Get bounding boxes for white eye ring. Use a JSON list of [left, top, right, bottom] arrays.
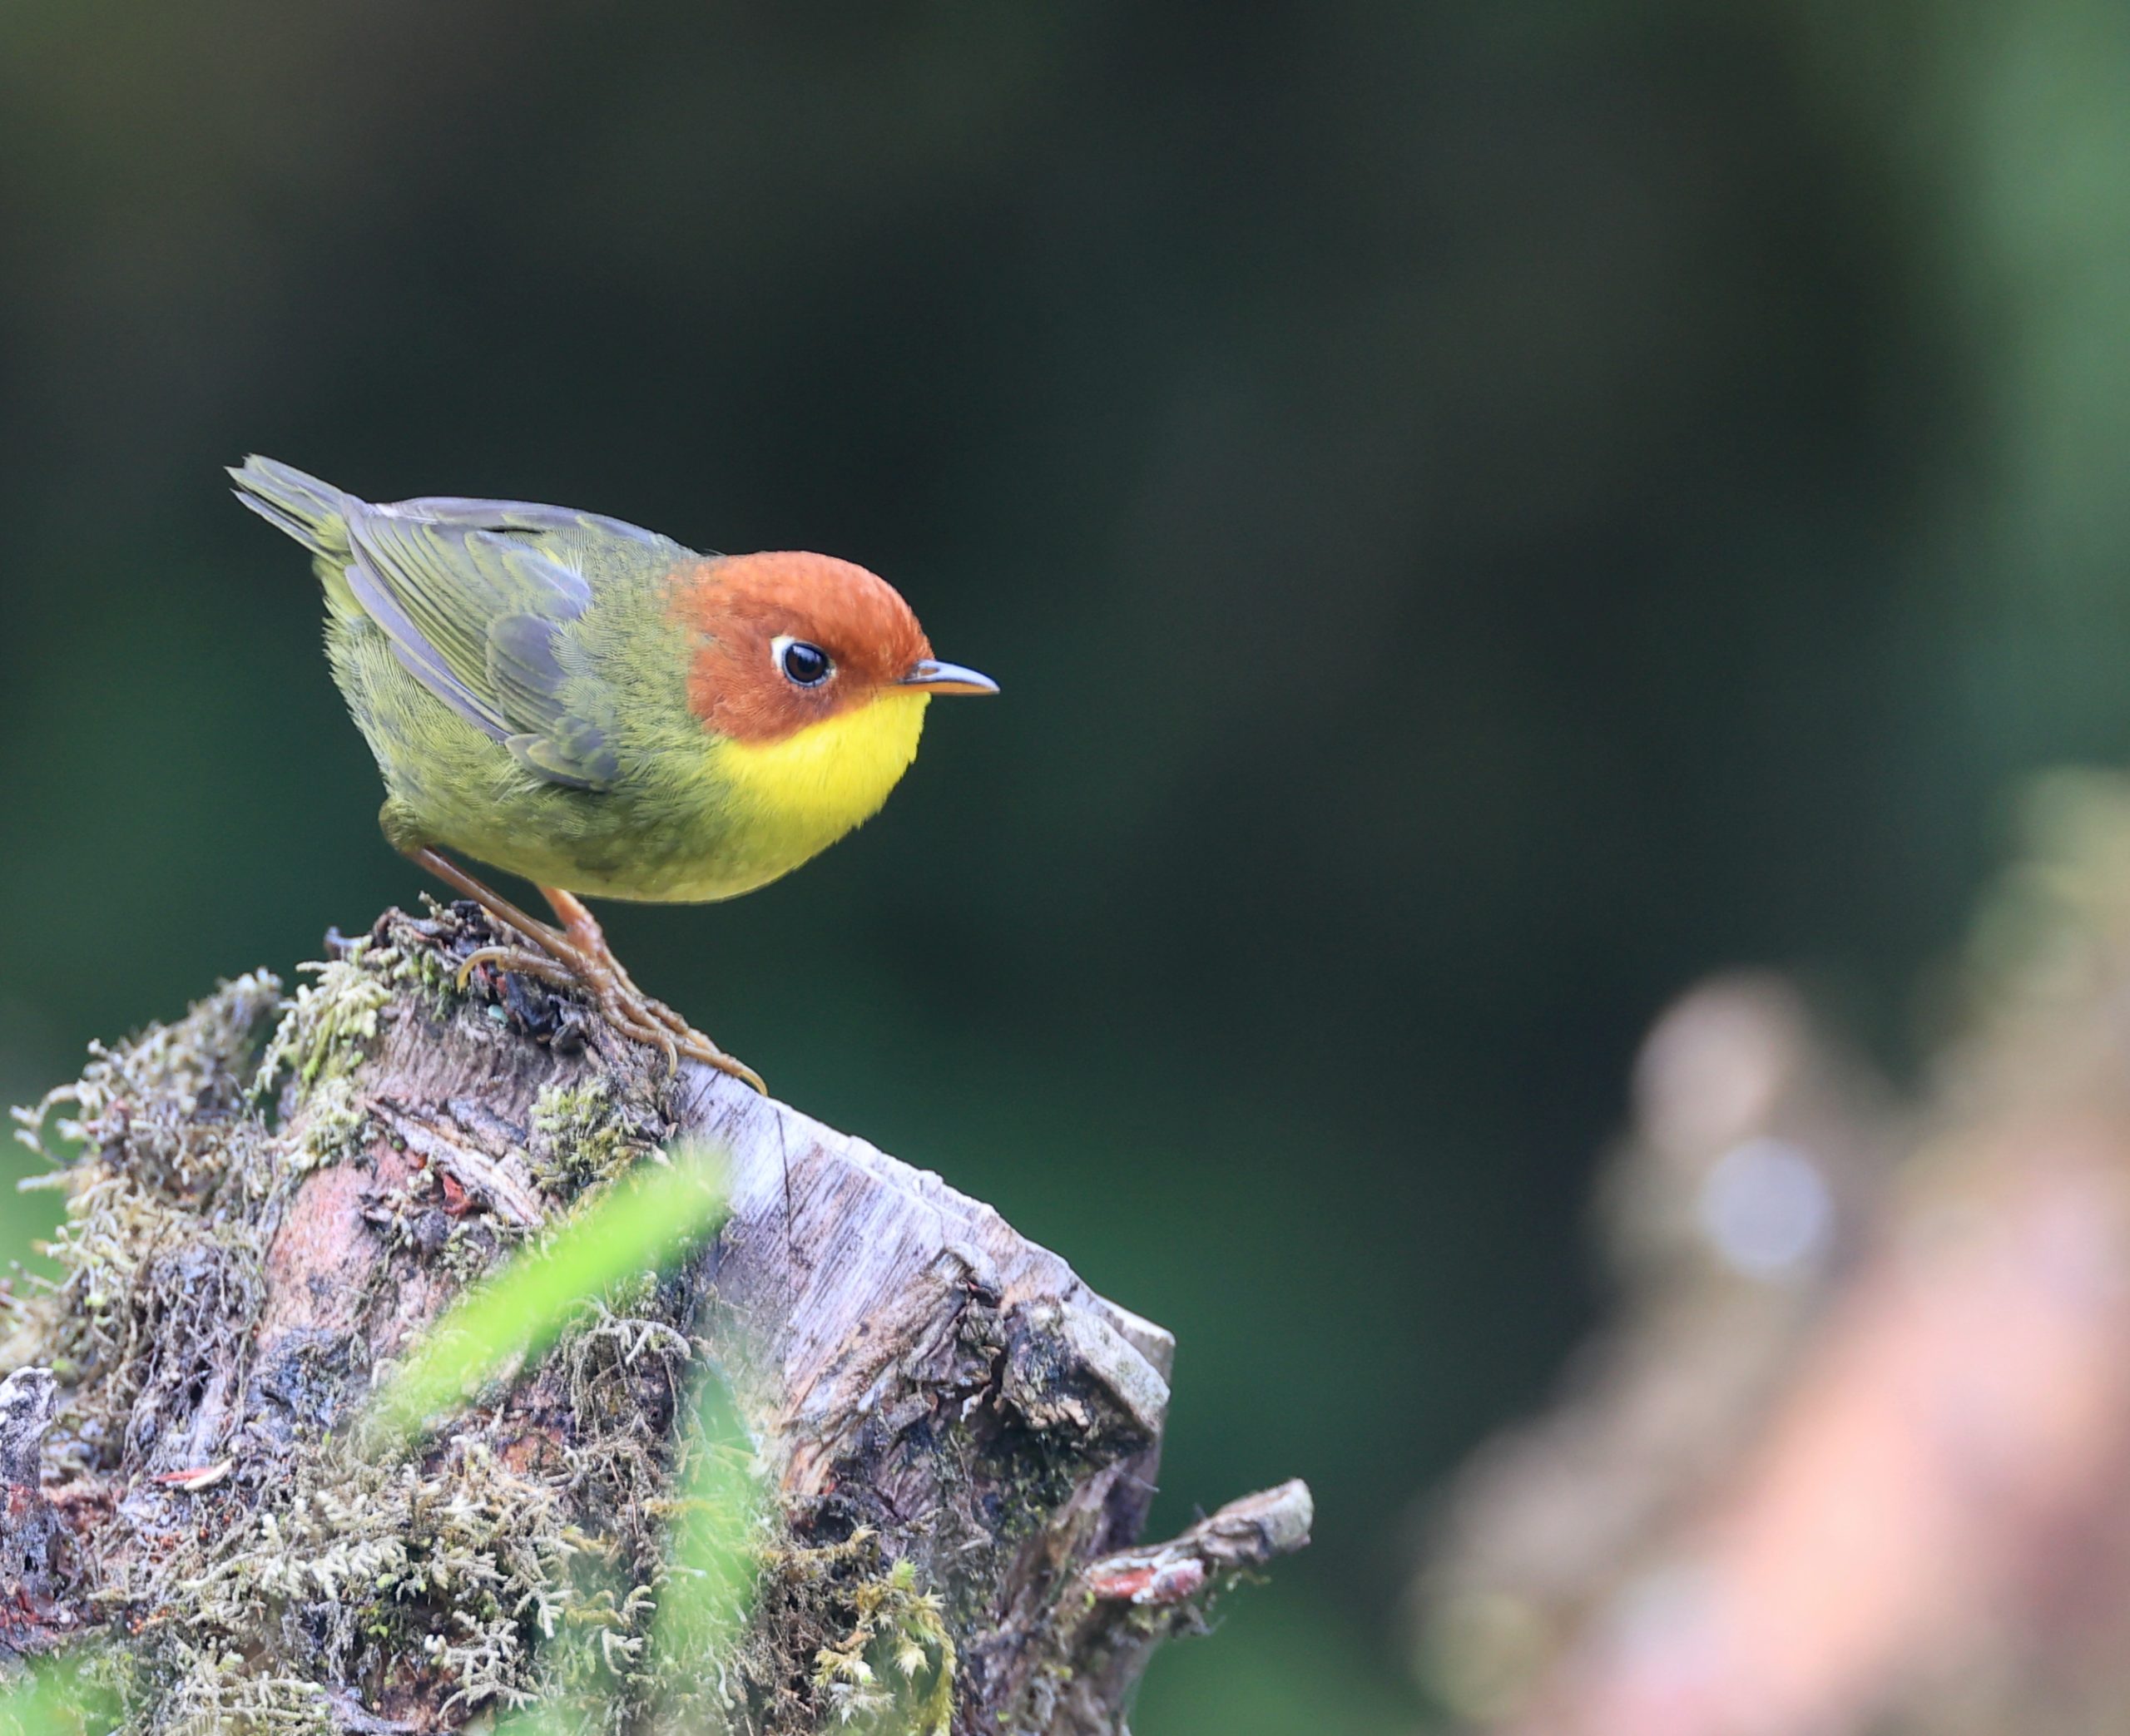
[[770, 633, 835, 688]]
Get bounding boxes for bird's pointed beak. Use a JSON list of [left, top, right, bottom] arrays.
[[899, 658, 998, 696]]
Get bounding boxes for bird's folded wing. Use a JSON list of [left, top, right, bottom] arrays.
[[391, 496, 676, 551], [344, 509, 621, 791]]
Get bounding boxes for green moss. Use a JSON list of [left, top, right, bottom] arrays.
[[809, 1552, 955, 1736], [440, 1221, 503, 1286], [6, 975, 282, 1470], [255, 947, 392, 1097], [295, 1076, 369, 1174], [249, 939, 425, 1179], [529, 1079, 658, 1196], [385, 932, 461, 1016], [690, 1529, 959, 1736], [13, 969, 281, 1200]]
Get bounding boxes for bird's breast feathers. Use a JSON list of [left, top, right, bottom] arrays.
[[701, 686, 931, 858], [562, 687, 930, 901]]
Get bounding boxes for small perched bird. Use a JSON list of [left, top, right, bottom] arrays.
[[231, 456, 995, 1090]]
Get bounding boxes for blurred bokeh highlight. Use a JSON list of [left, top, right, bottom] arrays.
[[7, 4, 2130, 1731], [1416, 778, 2130, 1734]]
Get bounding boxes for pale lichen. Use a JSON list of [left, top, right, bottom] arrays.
[[164, 1438, 591, 1719]]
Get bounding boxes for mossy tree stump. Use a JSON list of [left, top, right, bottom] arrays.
[[2, 905, 1309, 1734]]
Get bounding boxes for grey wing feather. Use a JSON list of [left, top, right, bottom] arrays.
[[486, 613, 621, 788], [344, 507, 621, 791], [390, 495, 687, 551], [339, 551, 496, 735]]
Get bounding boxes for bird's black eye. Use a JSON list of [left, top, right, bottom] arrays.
[[779, 640, 833, 687]]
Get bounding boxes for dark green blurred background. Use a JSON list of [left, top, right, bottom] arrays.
[[4, 3, 2128, 1729]]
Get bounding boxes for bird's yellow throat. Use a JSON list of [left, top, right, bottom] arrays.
[[706, 687, 931, 846]]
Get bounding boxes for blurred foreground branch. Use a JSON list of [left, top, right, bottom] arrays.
[[0, 903, 1306, 1734], [1414, 771, 2130, 1736]]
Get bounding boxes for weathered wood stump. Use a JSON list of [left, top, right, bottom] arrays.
[[2, 904, 1309, 1734]]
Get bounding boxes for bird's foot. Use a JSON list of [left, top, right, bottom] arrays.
[[458, 940, 765, 1094], [400, 846, 767, 1093]]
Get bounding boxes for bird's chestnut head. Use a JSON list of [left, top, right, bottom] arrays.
[[677, 551, 995, 745]]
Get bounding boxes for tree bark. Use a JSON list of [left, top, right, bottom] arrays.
[[2, 902, 1309, 1734]]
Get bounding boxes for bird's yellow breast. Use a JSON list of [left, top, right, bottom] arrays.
[[699, 688, 931, 889]]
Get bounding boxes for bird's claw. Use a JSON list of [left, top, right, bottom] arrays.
[[586, 981, 766, 1095], [671, 1025, 768, 1095], [456, 938, 765, 1094], [458, 944, 569, 992]]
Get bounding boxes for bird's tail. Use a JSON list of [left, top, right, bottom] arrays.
[[228, 454, 355, 557], [229, 454, 370, 617]]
